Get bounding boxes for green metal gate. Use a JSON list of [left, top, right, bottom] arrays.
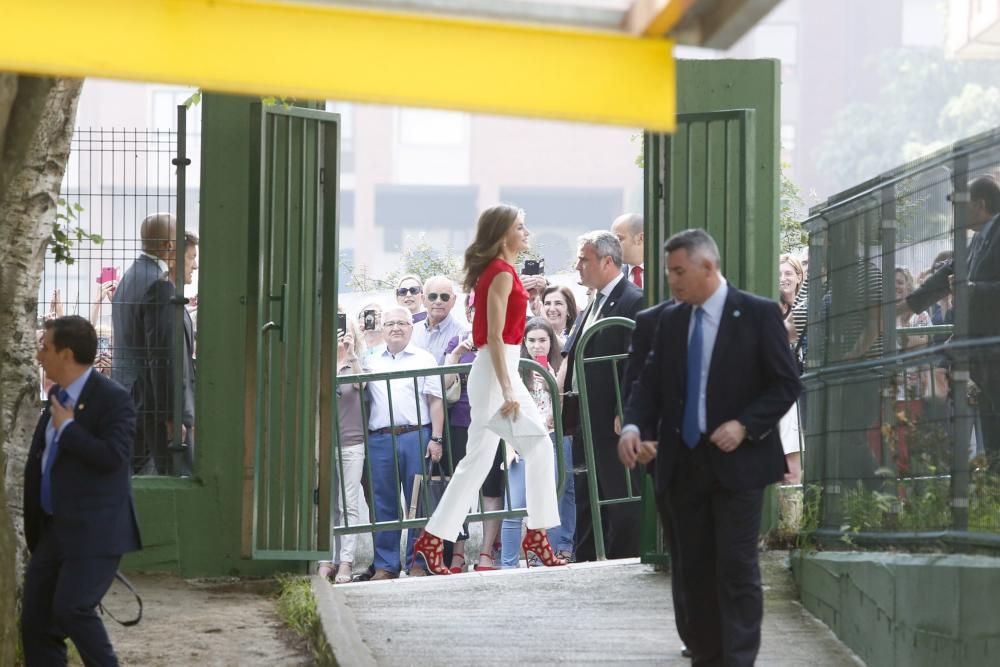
[[249, 104, 340, 559]]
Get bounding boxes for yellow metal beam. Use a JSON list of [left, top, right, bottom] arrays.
[[0, 0, 675, 130]]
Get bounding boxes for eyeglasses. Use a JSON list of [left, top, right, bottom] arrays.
[[427, 293, 452, 302], [382, 320, 412, 329], [396, 287, 422, 297]]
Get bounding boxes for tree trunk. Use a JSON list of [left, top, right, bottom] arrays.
[[0, 74, 82, 664]]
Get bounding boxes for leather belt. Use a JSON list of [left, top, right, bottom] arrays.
[[369, 424, 424, 437]]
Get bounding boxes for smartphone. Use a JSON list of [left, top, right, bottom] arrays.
[[96, 266, 119, 284], [522, 258, 544, 276], [534, 354, 550, 370], [337, 313, 347, 337], [363, 309, 377, 331]]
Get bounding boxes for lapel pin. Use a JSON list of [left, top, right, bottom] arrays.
[[77, 403, 85, 411], [733, 309, 741, 318]]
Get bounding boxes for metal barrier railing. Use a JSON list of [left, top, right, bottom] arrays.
[[329, 357, 565, 541], [571, 316, 638, 561]]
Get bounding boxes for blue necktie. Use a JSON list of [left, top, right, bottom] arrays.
[[682, 308, 704, 449], [40, 389, 70, 515]]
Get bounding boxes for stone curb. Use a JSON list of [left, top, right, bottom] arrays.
[[312, 575, 377, 667]]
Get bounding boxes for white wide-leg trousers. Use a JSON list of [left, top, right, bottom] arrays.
[[425, 344, 560, 541]]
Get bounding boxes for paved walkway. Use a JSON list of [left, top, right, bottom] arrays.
[[317, 551, 863, 666]]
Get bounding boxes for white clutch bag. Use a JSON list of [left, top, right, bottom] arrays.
[[486, 407, 548, 443]]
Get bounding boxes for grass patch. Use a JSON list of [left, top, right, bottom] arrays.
[[276, 575, 335, 666]]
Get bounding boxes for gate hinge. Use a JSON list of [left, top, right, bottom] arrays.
[[313, 488, 320, 505], [319, 167, 325, 185]]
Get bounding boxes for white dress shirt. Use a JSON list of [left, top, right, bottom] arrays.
[[364, 343, 442, 431]]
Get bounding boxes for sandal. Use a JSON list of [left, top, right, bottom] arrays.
[[449, 554, 466, 574], [335, 562, 353, 584], [317, 561, 334, 580], [473, 551, 499, 571]]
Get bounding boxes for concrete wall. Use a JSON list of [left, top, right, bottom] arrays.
[[792, 550, 1000, 666]]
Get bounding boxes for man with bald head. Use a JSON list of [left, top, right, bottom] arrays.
[[612, 213, 645, 289], [411, 275, 468, 363], [112, 212, 176, 474]]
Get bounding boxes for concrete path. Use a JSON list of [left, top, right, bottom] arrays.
[[318, 551, 863, 666]]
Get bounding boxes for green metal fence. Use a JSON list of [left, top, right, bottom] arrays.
[[571, 316, 644, 562], [319, 358, 566, 554], [801, 126, 1000, 552]]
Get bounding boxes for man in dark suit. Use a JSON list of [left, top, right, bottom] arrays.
[[620, 229, 801, 666], [111, 212, 175, 473], [561, 230, 644, 560], [148, 231, 199, 477], [903, 175, 1000, 468], [23, 315, 143, 666]]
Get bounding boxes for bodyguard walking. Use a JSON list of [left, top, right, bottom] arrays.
[[619, 230, 801, 666], [22, 315, 142, 666]]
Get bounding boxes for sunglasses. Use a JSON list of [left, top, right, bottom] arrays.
[[427, 293, 452, 302], [396, 286, 422, 297]]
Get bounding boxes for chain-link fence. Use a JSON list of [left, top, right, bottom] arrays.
[[38, 114, 198, 477], [801, 127, 1000, 547]]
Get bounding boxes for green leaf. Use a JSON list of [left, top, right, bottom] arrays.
[[183, 90, 202, 109]]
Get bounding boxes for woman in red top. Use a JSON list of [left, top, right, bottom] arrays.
[[415, 205, 566, 574]]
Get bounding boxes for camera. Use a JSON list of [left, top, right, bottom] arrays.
[[522, 258, 544, 276], [363, 309, 377, 331]]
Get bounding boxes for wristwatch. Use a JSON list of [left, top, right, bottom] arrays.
[[429, 436, 444, 444]]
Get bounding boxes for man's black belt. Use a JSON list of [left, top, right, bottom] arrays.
[[369, 424, 425, 436]]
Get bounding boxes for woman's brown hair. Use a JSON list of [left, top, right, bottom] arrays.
[[462, 204, 523, 293]]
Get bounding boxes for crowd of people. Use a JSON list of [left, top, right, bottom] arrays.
[[322, 212, 653, 580]]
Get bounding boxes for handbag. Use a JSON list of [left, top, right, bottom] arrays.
[[409, 459, 468, 540], [445, 375, 462, 404]]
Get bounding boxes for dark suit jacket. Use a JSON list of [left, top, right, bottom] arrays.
[[624, 287, 802, 493], [908, 212, 1000, 339], [24, 371, 143, 558], [623, 299, 673, 415], [112, 254, 166, 398], [562, 277, 644, 439], [147, 279, 196, 427]]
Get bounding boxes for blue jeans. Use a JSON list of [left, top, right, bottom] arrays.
[[369, 428, 426, 573], [500, 434, 575, 567], [548, 434, 575, 553]]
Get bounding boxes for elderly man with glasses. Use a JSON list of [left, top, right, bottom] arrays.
[[412, 275, 469, 363], [364, 306, 446, 579]]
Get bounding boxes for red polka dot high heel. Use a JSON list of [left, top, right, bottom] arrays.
[[411, 530, 453, 576], [521, 528, 568, 568]]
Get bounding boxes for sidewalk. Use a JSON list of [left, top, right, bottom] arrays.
[[318, 551, 863, 666]]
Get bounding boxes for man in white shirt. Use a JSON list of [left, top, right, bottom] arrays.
[[612, 213, 645, 289], [365, 306, 446, 579]]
